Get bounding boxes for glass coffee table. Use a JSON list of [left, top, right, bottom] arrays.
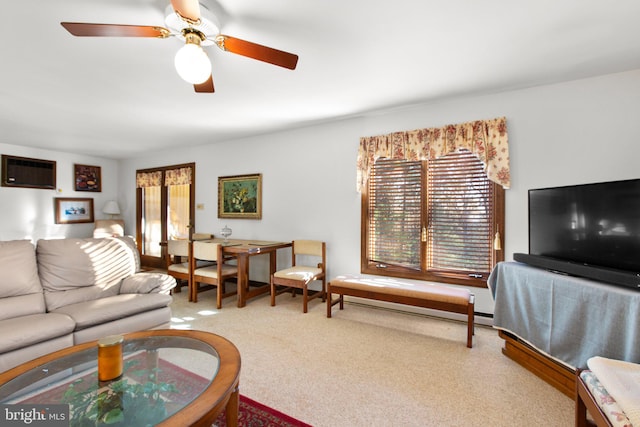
[[0, 329, 240, 427]]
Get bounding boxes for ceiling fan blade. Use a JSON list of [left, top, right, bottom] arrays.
[[216, 35, 298, 70], [171, 0, 201, 24], [61, 22, 170, 38], [194, 75, 214, 93]]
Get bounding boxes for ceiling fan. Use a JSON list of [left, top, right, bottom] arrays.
[[60, 0, 299, 93]]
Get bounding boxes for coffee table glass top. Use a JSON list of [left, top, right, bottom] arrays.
[[0, 335, 220, 426]]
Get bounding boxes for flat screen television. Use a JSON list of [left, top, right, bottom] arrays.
[[514, 178, 640, 290]]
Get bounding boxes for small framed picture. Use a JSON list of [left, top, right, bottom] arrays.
[[54, 197, 94, 224], [218, 173, 262, 219], [74, 164, 101, 192]]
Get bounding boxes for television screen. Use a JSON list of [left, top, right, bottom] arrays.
[[529, 179, 640, 274]]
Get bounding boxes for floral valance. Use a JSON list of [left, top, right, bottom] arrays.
[[165, 167, 192, 186], [356, 116, 510, 192], [136, 171, 162, 188], [136, 167, 193, 188]]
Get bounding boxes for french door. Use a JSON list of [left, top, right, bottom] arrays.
[[136, 163, 196, 268]]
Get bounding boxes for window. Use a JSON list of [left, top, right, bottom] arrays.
[[361, 150, 504, 287]]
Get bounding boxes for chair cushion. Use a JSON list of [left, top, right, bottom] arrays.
[[167, 240, 189, 257], [168, 260, 213, 274], [168, 262, 190, 274], [293, 240, 323, 256], [93, 220, 124, 238], [193, 241, 221, 261], [580, 370, 631, 427], [193, 264, 237, 279], [0, 313, 75, 354], [588, 356, 640, 426], [274, 266, 323, 282]]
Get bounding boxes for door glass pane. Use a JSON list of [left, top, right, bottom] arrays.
[[168, 184, 190, 240], [142, 186, 162, 256]]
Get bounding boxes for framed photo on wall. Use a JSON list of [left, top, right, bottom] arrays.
[[218, 173, 262, 219], [54, 197, 94, 224], [74, 164, 101, 192]]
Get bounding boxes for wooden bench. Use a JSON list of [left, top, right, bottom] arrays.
[[326, 275, 475, 348]]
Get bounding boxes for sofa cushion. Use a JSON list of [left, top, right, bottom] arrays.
[[73, 307, 171, 344], [0, 240, 43, 298], [112, 235, 141, 272], [120, 273, 176, 294], [37, 237, 138, 310], [0, 293, 47, 322], [52, 293, 172, 330], [0, 335, 74, 373], [0, 313, 75, 354], [0, 240, 46, 321]]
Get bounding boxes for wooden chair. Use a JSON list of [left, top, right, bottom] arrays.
[[93, 219, 124, 238], [576, 369, 613, 427], [270, 240, 326, 313], [165, 239, 191, 296], [191, 232, 214, 241], [575, 362, 640, 427], [191, 240, 238, 307], [165, 234, 214, 298]]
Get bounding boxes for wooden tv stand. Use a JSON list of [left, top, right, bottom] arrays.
[[498, 330, 575, 398]]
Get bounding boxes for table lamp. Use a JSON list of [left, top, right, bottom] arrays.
[[103, 201, 121, 219]]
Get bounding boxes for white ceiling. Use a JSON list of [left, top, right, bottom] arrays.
[[3, 0, 640, 159]]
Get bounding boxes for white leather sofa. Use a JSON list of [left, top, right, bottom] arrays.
[[0, 236, 175, 372]]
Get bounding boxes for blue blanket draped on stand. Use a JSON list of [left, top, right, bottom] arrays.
[[488, 261, 640, 369]]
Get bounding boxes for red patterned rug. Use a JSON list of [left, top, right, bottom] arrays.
[[214, 394, 312, 427]]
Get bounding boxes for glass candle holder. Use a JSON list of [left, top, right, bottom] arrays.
[[221, 225, 232, 243], [98, 335, 124, 382]]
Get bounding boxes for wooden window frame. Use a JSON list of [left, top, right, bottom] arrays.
[[361, 153, 505, 288]]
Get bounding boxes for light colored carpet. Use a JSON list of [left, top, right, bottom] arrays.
[[168, 288, 574, 426]]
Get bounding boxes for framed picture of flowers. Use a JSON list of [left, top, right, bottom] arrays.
[[218, 173, 262, 219]]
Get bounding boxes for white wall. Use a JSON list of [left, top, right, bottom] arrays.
[[2, 69, 638, 317], [0, 144, 119, 241], [119, 69, 640, 316]]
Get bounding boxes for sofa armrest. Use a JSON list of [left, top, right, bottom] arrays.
[[120, 273, 176, 295]]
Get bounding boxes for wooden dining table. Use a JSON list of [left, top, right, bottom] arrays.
[[209, 238, 292, 308]]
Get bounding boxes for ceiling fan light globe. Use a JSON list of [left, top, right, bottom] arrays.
[[174, 44, 211, 84]]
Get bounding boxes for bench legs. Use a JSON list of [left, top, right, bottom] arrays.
[[466, 300, 475, 348], [326, 285, 344, 318]]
